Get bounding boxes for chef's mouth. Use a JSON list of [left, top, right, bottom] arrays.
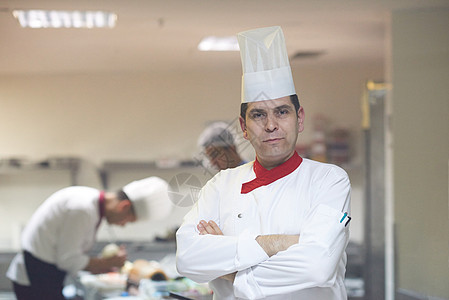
[[263, 137, 284, 143]]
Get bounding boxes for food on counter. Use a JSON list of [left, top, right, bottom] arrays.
[[128, 259, 168, 283], [78, 258, 213, 299], [121, 260, 133, 274], [80, 272, 127, 292]]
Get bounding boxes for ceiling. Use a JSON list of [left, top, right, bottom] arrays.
[[1, 0, 448, 75]]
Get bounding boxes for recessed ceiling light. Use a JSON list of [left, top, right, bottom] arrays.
[[198, 36, 239, 51], [12, 10, 117, 29]]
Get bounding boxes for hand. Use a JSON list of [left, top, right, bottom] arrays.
[[256, 234, 299, 257], [197, 220, 223, 235], [85, 245, 128, 274], [105, 244, 127, 270]]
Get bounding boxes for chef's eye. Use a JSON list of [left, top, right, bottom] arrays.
[[250, 112, 266, 120], [275, 109, 290, 118]]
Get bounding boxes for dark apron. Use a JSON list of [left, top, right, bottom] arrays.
[[24, 250, 67, 299]]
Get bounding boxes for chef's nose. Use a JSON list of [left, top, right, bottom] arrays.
[[265, 113, 278, 132]]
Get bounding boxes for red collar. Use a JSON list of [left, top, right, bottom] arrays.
[[241, 152, 303, 194], [97, 191, 105, 228]]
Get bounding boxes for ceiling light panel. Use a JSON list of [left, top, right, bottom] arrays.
[[12, 10, 117, 29], [198, 36, 239, 51]]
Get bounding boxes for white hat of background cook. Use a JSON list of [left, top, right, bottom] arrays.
[[237, 26, 296, 103], [197, 121, 235, 149], [123, 176, 172, 221]]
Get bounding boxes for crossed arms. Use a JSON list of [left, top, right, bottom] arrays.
[[176, 203, 349, 298], [197, 220, 299, 282]]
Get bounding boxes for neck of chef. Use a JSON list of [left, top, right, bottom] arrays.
[[104, 191, 117, 205], [256, 151, 295, 170]]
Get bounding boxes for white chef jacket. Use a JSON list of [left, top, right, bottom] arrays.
[[176, 158, 351, 299], [7, 186, 101, 285]]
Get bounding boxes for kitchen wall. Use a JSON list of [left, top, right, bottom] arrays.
[[0, 63, 381, 164], [391, 8, 449, 299]]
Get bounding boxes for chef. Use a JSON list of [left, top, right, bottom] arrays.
[[176, 26, 351, 299], [7, 176, 172, 300]]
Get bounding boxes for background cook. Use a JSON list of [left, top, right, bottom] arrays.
[[7, 176, 172, 300]]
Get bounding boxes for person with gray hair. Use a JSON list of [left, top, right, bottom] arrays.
[[198, 121, 245, 171]]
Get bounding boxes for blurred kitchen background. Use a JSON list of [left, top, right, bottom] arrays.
[[0, 0, 448, 299]]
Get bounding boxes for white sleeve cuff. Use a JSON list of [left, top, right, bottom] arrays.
[[235, 234, 268, 270], [234, 266, 264, 299]]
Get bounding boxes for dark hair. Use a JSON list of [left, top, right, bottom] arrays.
[[240, 94, 300, 120], [117, 190, 130, 201]]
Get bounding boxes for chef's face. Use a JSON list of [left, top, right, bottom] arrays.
[[107, 200, 136, 226], [239, 96, 304, 169]]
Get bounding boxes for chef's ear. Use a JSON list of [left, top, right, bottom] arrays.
[[297, 106, 305, 133], [117, 200, 132, 212], [239, 116, 248, 140]]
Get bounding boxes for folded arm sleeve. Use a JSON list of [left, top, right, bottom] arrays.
[[234, 168, 351, 299], [176, 179, 268, 283]]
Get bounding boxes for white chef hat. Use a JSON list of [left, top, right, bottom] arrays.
[[123, 176, 172, 221], [197, 121, 235, 149], [237, 26, 296, 103]]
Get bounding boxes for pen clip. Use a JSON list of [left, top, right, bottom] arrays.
[[339, 212, 348, 223]]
